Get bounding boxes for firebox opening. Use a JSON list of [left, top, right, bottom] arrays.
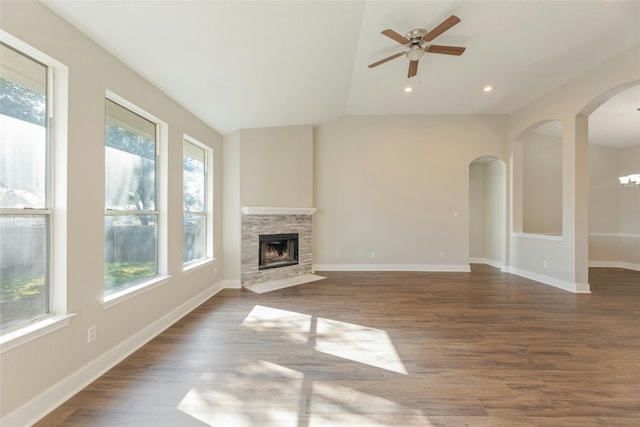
[[259, 233, 299, 270]]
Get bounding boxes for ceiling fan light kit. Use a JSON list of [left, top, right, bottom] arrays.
[[369, 15, 466, 79]]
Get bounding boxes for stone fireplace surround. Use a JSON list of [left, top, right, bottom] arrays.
[[241, 207, 316, 286]]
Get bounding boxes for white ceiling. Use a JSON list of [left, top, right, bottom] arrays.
[[43, 0, 640, 145]]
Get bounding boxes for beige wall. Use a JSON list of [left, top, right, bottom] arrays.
[[239, 125, 314, 208], [313, 115, 507, 269], [1, 2, 223, 421]]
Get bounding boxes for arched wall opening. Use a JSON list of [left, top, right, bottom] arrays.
[[469, 156, 506, 269], [583, 81, 640, 272], [512, 120, 564, 236]]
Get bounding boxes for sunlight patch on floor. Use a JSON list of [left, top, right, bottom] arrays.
[[177, 360, 304, 427], [315, 318, 408, 375], [241, 305, 312, 344], [309, 381, 432, 426], [241, 305, 407, 374]]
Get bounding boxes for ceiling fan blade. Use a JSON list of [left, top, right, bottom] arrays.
[[424, 15, 461, 42], [381, 29, 410, 45], [408, 60, 419, 78], [427, 45, 466, 56], [368, 52, 404, 68]]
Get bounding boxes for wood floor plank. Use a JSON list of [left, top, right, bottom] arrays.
[[34, 265, 640, 426]]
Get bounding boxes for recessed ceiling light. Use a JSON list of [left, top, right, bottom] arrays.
[[404, 86, 413, 93], [483, 85, 493, 93]]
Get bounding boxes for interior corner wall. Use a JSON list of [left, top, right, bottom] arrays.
[[521, 133, 563, 234], [618, 145, 640, 238], [1, 1, 223, 422], [313, 114, 507, 270], [469, 160, 506, 267], [222, 131, 241, 283], [484, 160, 506, 266], [589, 144, 621, 233], [469, 164, 486, 258]]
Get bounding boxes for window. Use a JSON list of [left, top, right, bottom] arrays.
[[0, 35, 69, 337], [104, 97, 160, 295], [183, 137, 212, 267]]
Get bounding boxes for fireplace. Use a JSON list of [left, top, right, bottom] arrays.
[[241, 209, 314, 287], [259, 233, 299, 270]]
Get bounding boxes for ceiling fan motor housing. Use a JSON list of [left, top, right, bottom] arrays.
[[405, 29, 428, 60], [405, 28, 428, 45]]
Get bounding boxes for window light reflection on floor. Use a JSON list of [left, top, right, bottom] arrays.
[[241, 305, 312, 344], [241, 305, 407, 375], [177, 361, 428, 427], [177, 360, 304, 426], [309, 381, 432, 426], [315, 317, 408, 375]]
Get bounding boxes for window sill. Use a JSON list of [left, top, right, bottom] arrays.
[[183, 257, 216, 275], [0, 313, 76, 354], [103, 275, 171, 309]]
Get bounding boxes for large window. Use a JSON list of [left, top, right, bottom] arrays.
[[0, 42, 50, 332], [104, 97, 159, 295], [183, 137, 211, 266]]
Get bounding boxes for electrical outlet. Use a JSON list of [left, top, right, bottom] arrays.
[[371, 252, 376, 259], [440, 252, 445, 259], [543, 260, 548, 268], [88, 326, 96, 343], [335, 251, 341, 259]]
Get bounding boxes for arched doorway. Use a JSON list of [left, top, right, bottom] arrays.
[[469, 156, 506, 269], [584, 82, 640, 276]]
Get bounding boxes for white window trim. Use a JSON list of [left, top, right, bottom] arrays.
[[0, 314, 75, 354], [0, 30, 71, 347], [102, 275, 171, 309], [104, 91, 168, 305], [182, 134, 214, 270], [183, 258, 216, 275]]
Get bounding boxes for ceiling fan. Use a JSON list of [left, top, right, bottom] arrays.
[[368, 15, 466, 78]]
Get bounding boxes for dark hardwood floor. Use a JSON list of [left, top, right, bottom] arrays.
[[36, 265, 640, 426]]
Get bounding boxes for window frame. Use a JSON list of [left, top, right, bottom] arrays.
[[103, 91, 169, 308], [182, 134, 214, 271], [0, 30, 72, 352]]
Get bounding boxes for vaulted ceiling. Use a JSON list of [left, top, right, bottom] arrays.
[[43, 1, 640, 144]]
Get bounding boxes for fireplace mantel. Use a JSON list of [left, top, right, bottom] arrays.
[[241, 207, 317, 216]]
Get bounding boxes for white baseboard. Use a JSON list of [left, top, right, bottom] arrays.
[[2, 281, 225, 427], [506, 267, 591, 293], [312, 264, 471, 272], [589, 261, 640, 272], [222, 279, 241, 289], [469, 258, 506, 271]]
